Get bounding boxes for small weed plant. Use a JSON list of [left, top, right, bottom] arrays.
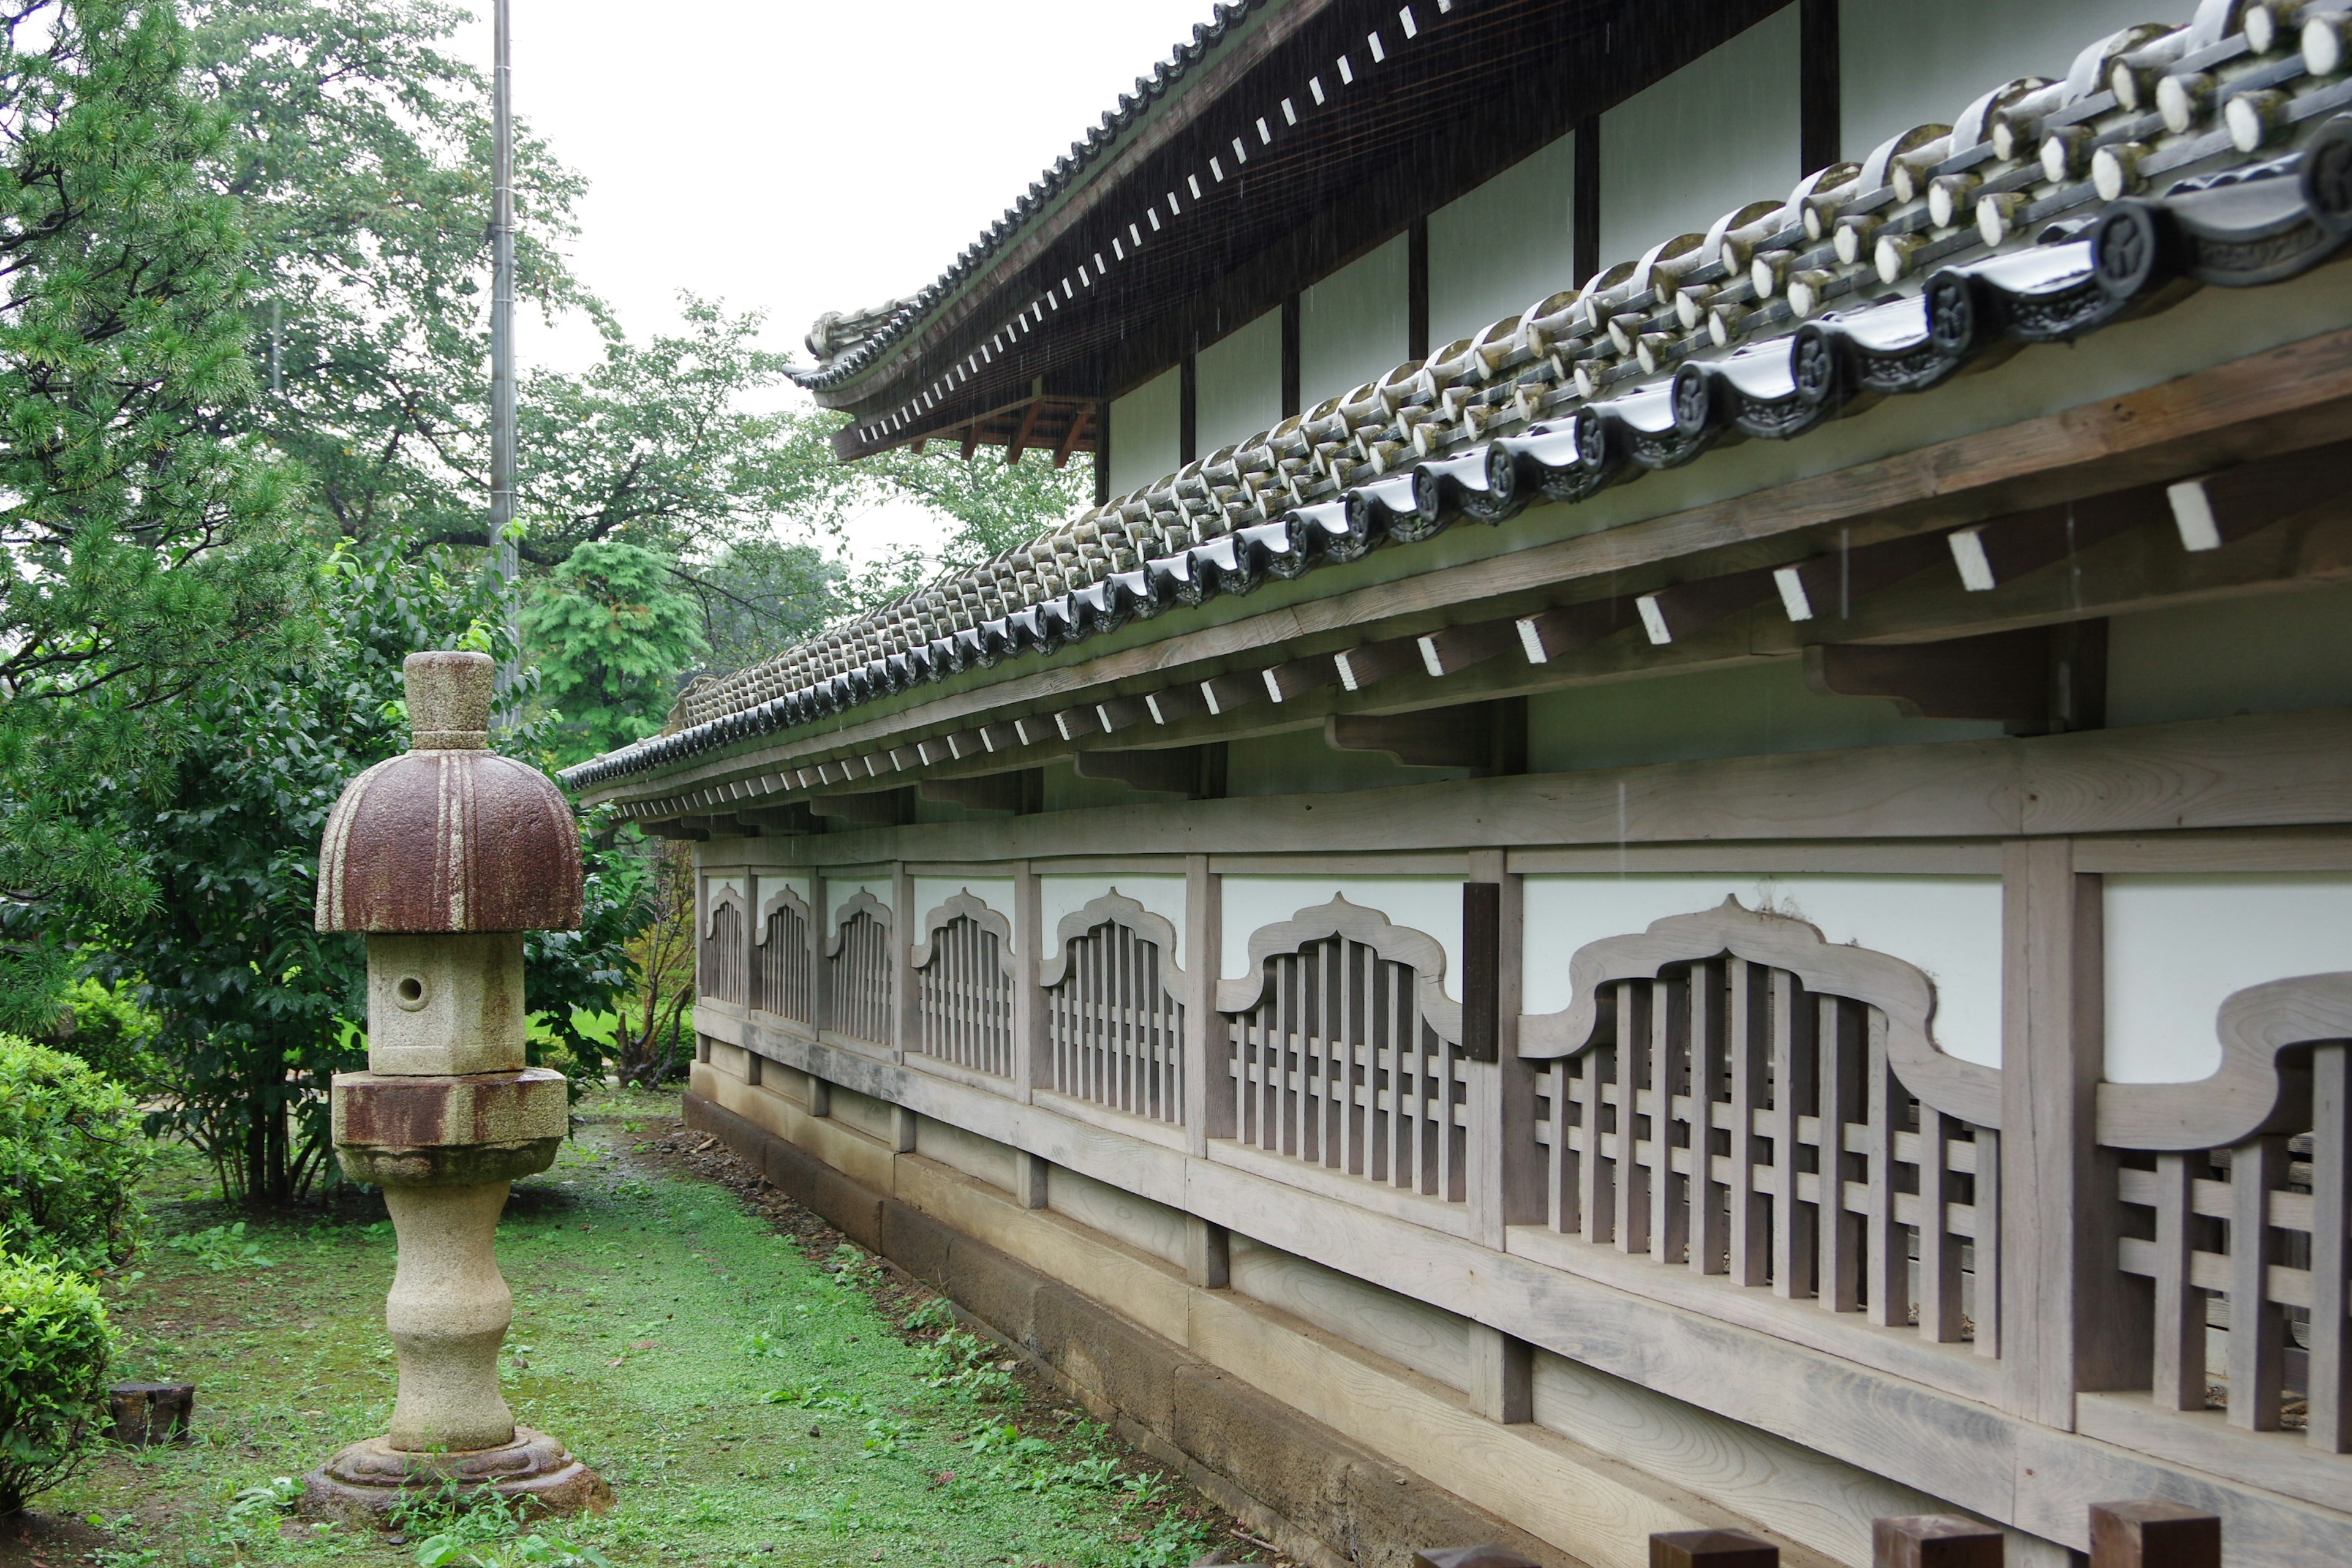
[[164, 1222, 277, 1274]]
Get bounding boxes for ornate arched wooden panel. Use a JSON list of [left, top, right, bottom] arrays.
[[1521, 898, 2002, 1352], [823, 891, 892, 1046], [753, 885, 815, 1025], [1216, 897, 1470, 1204], [910, 892, 1015, 1077], [699, 882, 748, 1007], [2110, 971, 2351, 1449], [1041, 893, 1185, 1123]]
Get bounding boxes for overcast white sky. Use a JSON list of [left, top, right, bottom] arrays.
[[459, 1, 1217, 377]]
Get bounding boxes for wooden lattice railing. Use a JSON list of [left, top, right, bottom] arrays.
[[1522, 900, 2004, 1352], [823, 895, 893, 1046], [1218, 898, 1471, 1204], [752, 886, 815, 1025], [699, 886, 748, 1008], [1042, 894, 1185, 1124], [2109, 972, 2351, 1449], [911, 893, 1015, 1077]]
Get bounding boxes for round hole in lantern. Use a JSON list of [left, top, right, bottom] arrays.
[[394, 974, 428, 1011]]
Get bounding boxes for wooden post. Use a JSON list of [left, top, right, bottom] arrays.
[[2000, 839, 2143, 1427], [890, 1103, 917, 1154], [1012, 859, 1042, 1105], [808, 1076, 832, 1118], [1185, 1215, 1230, 1289], [1649, 1529, 1777, 1568], [2312, 1042, 2350, 1451], [2086, 1502, 2218, 1568], [1872, 1516, 2002, 1568], [1182, 854, 1224, 1155], [810, 870, 831, 1039], [1015, 1148, 1050, 1210], [1465, 1322, 1532, 1424], [891, 862, 916, 1065], [1466, 855, 1540, 1246]]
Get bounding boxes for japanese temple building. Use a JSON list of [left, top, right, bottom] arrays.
[[563, 2, 2352, 1562]]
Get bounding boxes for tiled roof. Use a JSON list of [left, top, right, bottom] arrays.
[[567, 0, 2352, 793], [788, 0, 1276, 395]]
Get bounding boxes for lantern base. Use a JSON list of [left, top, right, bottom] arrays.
[[301, 1427, 609, 1522]]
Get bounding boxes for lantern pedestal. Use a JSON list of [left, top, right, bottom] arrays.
[[299, 652, 606, 1524], [303, 1069, 609, 1520]]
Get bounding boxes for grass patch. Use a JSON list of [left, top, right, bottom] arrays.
[[28, 1090, 1255, 1568]]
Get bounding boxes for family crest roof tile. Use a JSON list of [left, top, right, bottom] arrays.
[[567, 0, 2351, 793]]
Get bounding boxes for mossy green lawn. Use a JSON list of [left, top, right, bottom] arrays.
[[52, 1096, 1220, 1568]]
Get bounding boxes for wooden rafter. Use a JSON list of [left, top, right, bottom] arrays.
[[1006, 398, 1046, 466], [1055, 404, 1095, 470]]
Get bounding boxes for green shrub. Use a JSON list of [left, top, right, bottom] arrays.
[[0, 1036, 152, 1270], [39, 979, 162, 1096], [0, 1257, 112, 1514]]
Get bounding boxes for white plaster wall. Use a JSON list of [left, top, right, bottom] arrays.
[[1108, 364, 1181, 496], [1521, 875, 2004, 1068], [823, 877, 893, 940], [1429, 129, 1577, 349], [911, 876, 1017, 949], [1220, 876, 1464, 1001], [1039, 874, 1188, 970], [2106, 584, 2352, 729], [1599, 7, 1800, 267], [755, 873, 812, 923], [2103, 875, 2352, 1084], [1842, 0, 2188, 162], [1299, 232, 1409, 405], [1196, 307, 1284, 455], [1049, 1167, 1188, 1267]]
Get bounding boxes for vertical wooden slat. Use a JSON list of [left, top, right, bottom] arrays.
[[1689, 959, 1727, 1276], [1917, 1112, 1964, 1343], [1818, 995, 1862, 1313], [1616, 981, 1651, 1255], [1866, 1013, 1907, 1329], [2228, 1135, 2288, 1431], [1185, 854, 1222, 1153], [1652, 970, 1685, 1265], [1728, 959, 1768, 1287], [1972, 1127, 2001, 1359], [1773, 970, 1814, 1300], [2149, 1152, 2204, 1411], [2310, 1042, 2350, 1453]]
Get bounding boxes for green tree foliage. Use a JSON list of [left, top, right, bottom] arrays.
[[0, 1036, 151, 1271], [524, 541, 708, 767], [89, 539, 643, 1205], [0, 1256, 111, 1515], [0, 0, 315, 1022], [690, 538, 843, 674], [186, 0, 590, 545]]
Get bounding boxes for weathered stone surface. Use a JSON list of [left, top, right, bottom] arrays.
[[304, 1427, 610, 1521], [881, 1198, 953, 1289], [331, 1069, 565, 1188], [382, 1182, 519, 1452], [315, 654, 581, 935], [365, 932, 527, 1076], [1036, 1283, 1183, 1433]]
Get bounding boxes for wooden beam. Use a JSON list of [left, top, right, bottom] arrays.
[[1803, 628, 2051, 723], [1264, 655, 1341, 704], [1199, 673, 1261, 716], [1053, 705, 1102, 741], [1075, 744, 1216, 797], [1637, 568, 1781, 645], [1335, 636, 1424, 692], [960, 424, 981, 462], [738, 804, 817, 834], [1096, 693, 1153, 733], [1773, 532, 1951, 624], [1517, 600, 1632, 663], [1145, 683, 1205, 726], [1417, 620, 1520, 679], [1947, 486, 2163, 592], [807, 788, 910, 826], [1006, 398, 1045, 465], [2087, 1502, 2220, 1568], [1326, 706, 1495, 771], [2165, 436, 2352, 552], [918, 769, 1039, 815], [1054, 402, 1093, 470]]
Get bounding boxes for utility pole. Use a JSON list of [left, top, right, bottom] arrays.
[[490, 0, 520, 699]]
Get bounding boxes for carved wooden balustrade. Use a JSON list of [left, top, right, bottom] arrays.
[[1215, 899, 1473, 1207], [752, 885, 815, 1025], [1522, 902, 2003, 1360], [823, 893, 893, 1047], [698, 884, 748, 1008], [910, 893, 1016, 1078], [2106, 972, 2351, 1450], [1041, 894, 1185, 1123]]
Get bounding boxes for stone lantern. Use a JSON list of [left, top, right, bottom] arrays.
[[303, 651, 609, 1519]]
